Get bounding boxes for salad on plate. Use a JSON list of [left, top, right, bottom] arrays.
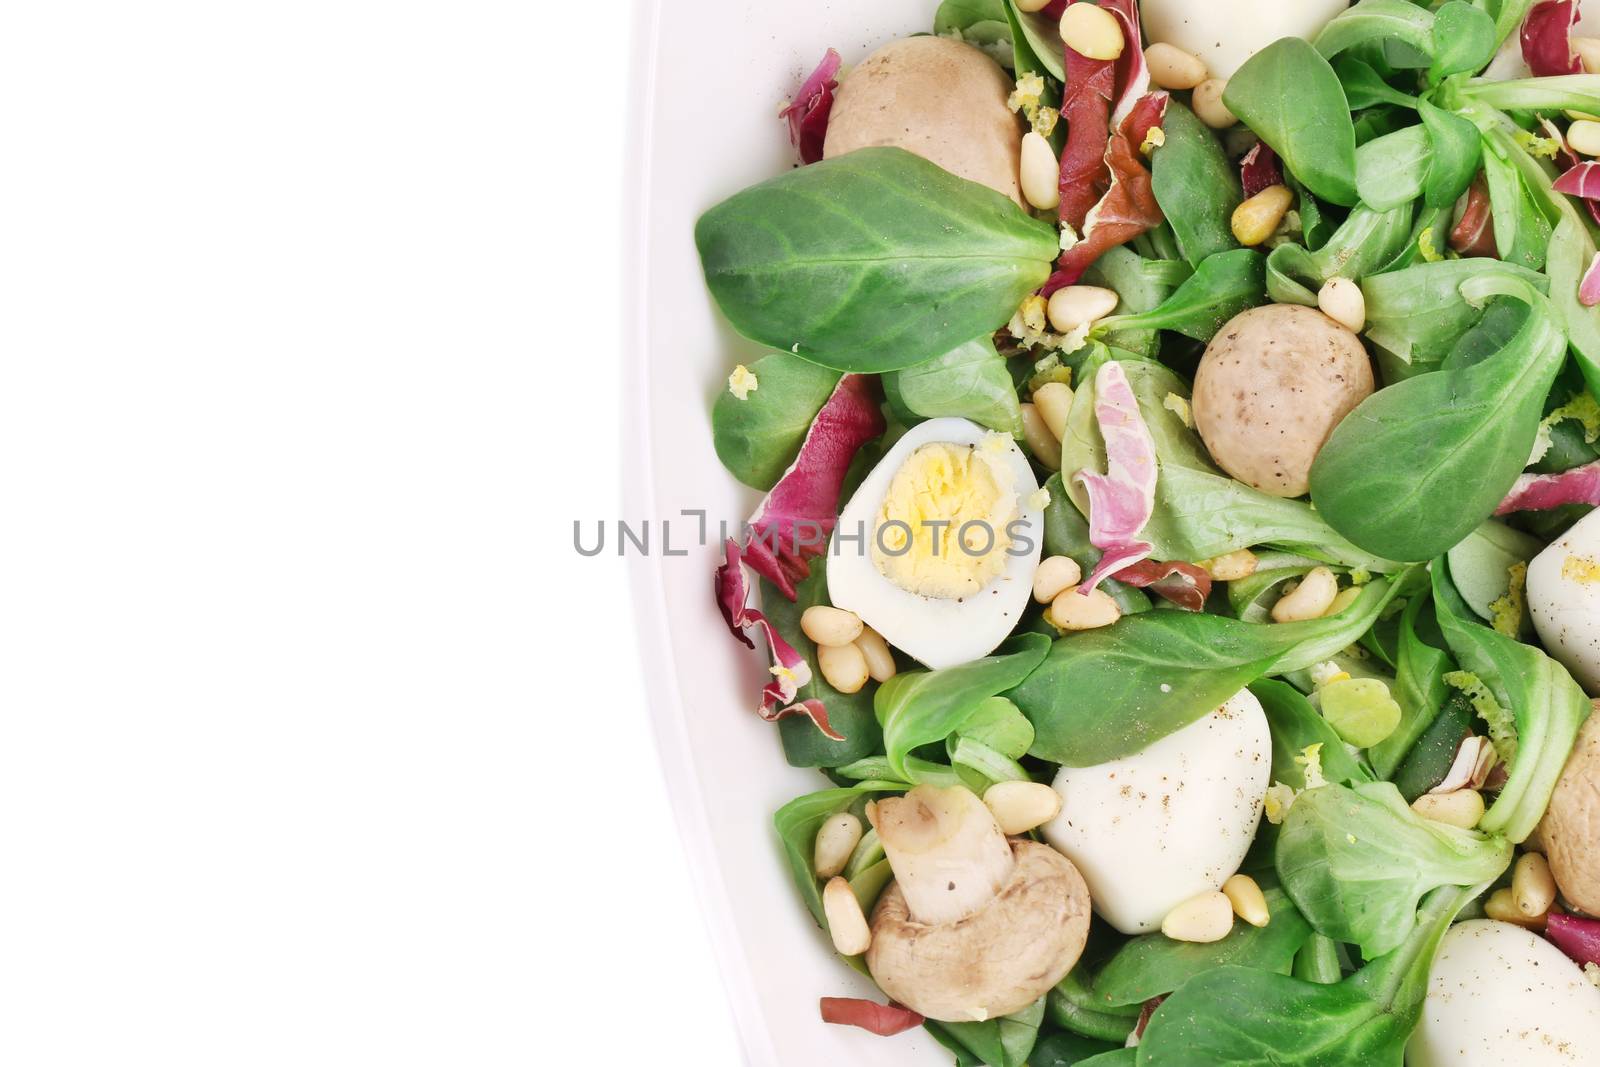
[[694, 1, 1600, 1063]]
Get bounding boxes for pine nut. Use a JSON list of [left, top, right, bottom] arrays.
[[1572, 119, 1600, 157], [1020, 132, 1061, 211], [800, 605, 863, 648], [1145, 43, 1207, 90], [1021, 403, 1061, 470], [818, 641, 869, 694], [1191, 78, 1235, 129], [1318, 277, 1366, 333], [1203, 549, 1259, 582], [1033, 381, 1075, 442], [1015, 0, 1052, 10], [1411, 788, 1484, 829], [983, 781, 1063, 834], [1162, 891, 1234, 943], [1034, 555, 1084, 603], [1485, 887, 1547, 928], [814, 812, 864, 879], [1060, 3, 1124, 61], [1223, 874, 1270, 927], [1327, 586, 1362, 615], [1513, 852, 1558, 918], [1232, 184, 1294, 247], [1050, 585, 1121, 630], [1577, 37, 1600, 75], [823, 876, 872, 955], [1271, 566, 1338, 622], [854, 627, 896, 683], [1047, 285, 1119, 332]]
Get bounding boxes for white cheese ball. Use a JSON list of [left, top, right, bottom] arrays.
[[1139, 0, 1351, 79], [1409, 920, 1600, 1066], [1041, 689, 1270, 934], [1528, 508, 1600, 694]]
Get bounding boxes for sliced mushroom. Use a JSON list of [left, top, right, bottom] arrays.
[[865, 784, 1091, 1022], [1539, 702, 1600, 914]]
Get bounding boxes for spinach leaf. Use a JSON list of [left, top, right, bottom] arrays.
[[935, 0, 1013, 61], [1005, 1, 1064, 80], [1266, 202, 1414, 306], [1417, 99, 1480, 209], [1082, 248, 1191, 358], [1032, 1031, 1121, 1067], [1254, 679, 1373, 789], [1334, 57, 1419, 110], [887, 335, 1024, 435], [957, 695, 1035, 759], [1093, 887, 1311, 1007], [1012, 573, 1414, 767], [1368, 595, 1454, 780], [1225, 38, 1359, 206], [1481, 142, 1551, 271], [1445, 519, 1541, 628], [877, 633, 1051, 779], [929, 996, 1046, 1067], [1308, 273, 1567, 562], [1433, 563, 1592, 842], [695, 147, 1058, 372], [1293, 932, 1344, 985], [773, 785, 896, 928], [1136, 885, 1476, 1066], [1093, 249, 1265, 342], [711, 352, 841, 489], [1547, 215, 1600, 401], [1276, 781, 1511, 956], [1151, 101, 1242, 267], [762, 561, 883, 767], [1460, 74, 1600, 114], [1427, 1, 1497, 83], [1359, 259, 1545, 367], [1059, 359, 1393, 571], [1048, 969, 1139, 1044], [1315, 0, 1437, 62], [1354, 124, 1430, 211]]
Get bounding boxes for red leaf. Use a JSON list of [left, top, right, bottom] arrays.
[[715, 539, 846, 740], [738, 374, 884, 599], [1583, 250, 1600, 307], [1546, 912, 1600, 968], [1554, 160, 1600, 198], [1115, 559, 1213, 611], [1523, 1, 1582, 76], [1075, 361, 1158, 590], [1495, 459, 1600, 514], [780, 49, 842, 165], [1048, 92, 1169, 290], [1241, 142, 1283, 199], [1449, 176, 1497, 258], [819, 997, 925, 1037]]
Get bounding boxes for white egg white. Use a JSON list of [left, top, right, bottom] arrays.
[[1527, 508, 1600, 694], [1409, 919, 1600, 1067], [826, 417, 1043, 670], [1140, 0, 1349, 78], [1041, 689, 1271, 934]]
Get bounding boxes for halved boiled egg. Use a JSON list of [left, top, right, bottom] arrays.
[[827, 417, 1044, 669]]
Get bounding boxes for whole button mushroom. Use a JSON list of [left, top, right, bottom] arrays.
[[824, 37, 1025, 208], [1538, 703, 1600, 915], [865, 784, 1091, 1022], [1191, 304, 1374, 498]]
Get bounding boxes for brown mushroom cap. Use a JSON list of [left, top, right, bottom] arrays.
[[865, 840, 1091, 1022], [823, 37, 1025, 208], [1539, 702, 1600, 914], [1191, 304, 1374, 498]]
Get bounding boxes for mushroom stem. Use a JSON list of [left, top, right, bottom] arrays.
[[874, 784, 1015, 925]]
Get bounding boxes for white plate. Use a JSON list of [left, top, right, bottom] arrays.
[[625, 1, 948, 1063]]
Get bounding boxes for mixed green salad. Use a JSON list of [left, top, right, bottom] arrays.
[[696, 1, 1600, 1063]]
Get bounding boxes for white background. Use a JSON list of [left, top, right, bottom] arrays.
[[0, 2, 742, 1063]]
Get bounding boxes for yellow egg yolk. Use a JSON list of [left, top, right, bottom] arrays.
[[870, 442, 1017, 599]]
